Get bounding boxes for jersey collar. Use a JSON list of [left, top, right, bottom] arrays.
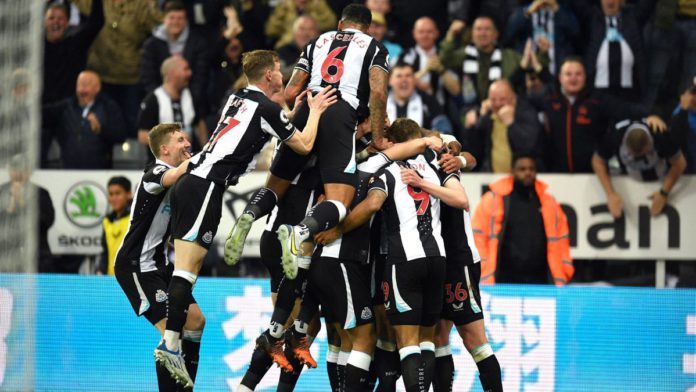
[[341, 28, 362, 33], [155, 158, 174, 169], [246, 84, 265, 95]]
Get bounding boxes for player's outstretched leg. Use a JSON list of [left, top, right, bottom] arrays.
[[433, 320, 455, 392], [278, 199, 347, 278], [224, 212, 255, 266]]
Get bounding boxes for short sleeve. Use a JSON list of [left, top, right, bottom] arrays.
[[654, 131, 681, 160], [141, 164, 170, 194], [137, 93, 159, 130], [368, 171, 388, 196], [358, 153, 391, 174], [597, 128, 622, 160], [259, 100, 297, 141], [370, 41, 390, 73], [440, 169, 460, 186], [294, 41, 314, 74]]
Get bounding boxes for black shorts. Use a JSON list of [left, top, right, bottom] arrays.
[[115, 262, 174, 325], [261, 186, 322, 293], [170, 174, 225, 249], [270, 99, 358, 187], [382, 257, 446, 327], [371, 253, 387, 306], [441, 262, 484, 325], [310, 257, 374, 330]]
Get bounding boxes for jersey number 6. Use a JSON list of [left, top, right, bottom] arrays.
[[321, 47, 346, 84]]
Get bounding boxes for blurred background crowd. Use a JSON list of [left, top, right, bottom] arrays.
[[16, 0, 696, 285]]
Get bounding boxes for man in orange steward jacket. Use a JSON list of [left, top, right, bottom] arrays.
[[472, 153, 573, 286]]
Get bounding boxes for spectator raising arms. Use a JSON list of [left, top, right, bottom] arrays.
[[73, 0, 163, 137]]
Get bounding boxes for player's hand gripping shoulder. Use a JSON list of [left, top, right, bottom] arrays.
[[307, 85, 338, 114]]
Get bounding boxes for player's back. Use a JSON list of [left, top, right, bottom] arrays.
[[189, 86, 296, 187], [374, 151, 449, 261], [298, 29, 389, 118]]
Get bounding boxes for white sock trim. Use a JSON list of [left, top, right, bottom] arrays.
[[399, 345, 421, 361], [376, 339, 396, 352], [338, 351, 350, 366], [435, 345, 452, 358], [236, 385, 254, 392], [347, 350, 372, 371], [327, 200, 348, 222], [298, 256, 312, 269], [419, 341, 435, 352], [470, 343, 494, 363], [163, 330, 180, 351], [173, 269, 197, 285], [182, 329, 203, 342], [327, 346, 340, 363]]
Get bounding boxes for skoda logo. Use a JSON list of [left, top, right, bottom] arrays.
[[63, 181, 108, 228]]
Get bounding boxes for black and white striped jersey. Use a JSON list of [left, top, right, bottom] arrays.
[[115, 160, 174, 272], [369, 149, 458, 262], [440, 204, 481, 266], [188, 85, 296, 186], [315, 152, 392, 262], [296, 28, 389, 119]]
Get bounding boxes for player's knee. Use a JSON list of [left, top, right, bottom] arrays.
[[459, 325, 488, 352], [185, 306, 206, 331]]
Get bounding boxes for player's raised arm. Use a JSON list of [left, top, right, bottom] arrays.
[[283, 86, 337, 155], [368, 66, 389, 150]]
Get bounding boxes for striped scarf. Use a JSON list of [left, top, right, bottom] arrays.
[[462, 45, 502, 104]]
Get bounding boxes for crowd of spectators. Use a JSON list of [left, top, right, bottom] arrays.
[[29, 0, 696, 284]]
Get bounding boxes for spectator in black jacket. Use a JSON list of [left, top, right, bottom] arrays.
[[541, 58, 663, 173], [43, 71, 127, 169], [140, 1, 209, 113], [0, 155, 55, 273], [42, 0, 103, 105], [466, 80, 542, 172], [571, 0, 654, 102]]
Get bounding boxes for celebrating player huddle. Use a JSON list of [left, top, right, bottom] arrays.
[[114, 4, 502, 392]]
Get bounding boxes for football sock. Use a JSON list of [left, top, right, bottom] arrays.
[[295, 200, 347, 242], [243, 187, 278, 220], [337, 350, 350, 392], [164, 271, 196, 351], [182, 329, 202, 382], [327, 345, 340, 391], [399, 346, 423, 392], [239, 344, 274, 391], [374, 340, 399, 392], [345, 350, 372, 392], [277, 342, 304, 392], [420, 341, 436, 391], [471, 343, 502, 392], [433, 345, 454, 392], [367, 358, 377, 391]]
